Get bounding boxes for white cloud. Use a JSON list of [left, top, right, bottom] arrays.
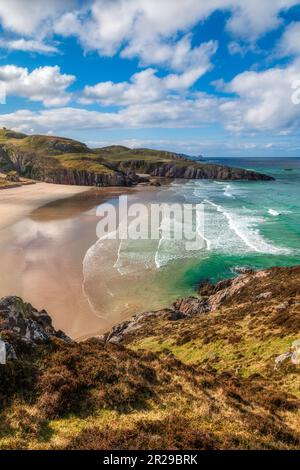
[[278, 21, 300, 57], [0, 0, 298, 64], [0, 108, 120, 133], [220, 59, 300, 132], [2, 57, 300, 136], [0, 65, 75, 106], [227, 41, 257, 56], [55, 0, 299, 61], [81, 69, 164, 106], [224, 1, 296, 41], [0, 90, 220, 133], [0, 0, 76, 35], [0, 38, 59, 54], [81, 64, 215, 107], [122, 34, 217, 72]]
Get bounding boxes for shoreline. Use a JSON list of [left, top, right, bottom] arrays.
[[0, 182, 93, 231], [0, 182, 145, 232], [0, 181, 169, 340], [0, 179, 165, 231], [1, 168, 297, 341]]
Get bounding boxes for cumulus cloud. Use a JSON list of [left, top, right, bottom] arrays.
[[81, 69, 164, 106], [1, 58, 300, 136], [224, 1, 297, 41], [0, 90, 220, 133], [0, 1, 299, 141], [278, 21, 300, 57], [0, 65, 75, 106], [122, 33, 217, 72], [0, 0, 297, 64], [220, 59, 300, 132], [54, 0, 299, 60], [0, 0, 76, 35], [81, 62, 216, 107]]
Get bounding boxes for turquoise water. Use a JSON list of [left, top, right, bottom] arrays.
[[177, 157, 300, 290], [81, 156, 300, 324], [3, 157, 297, 336]]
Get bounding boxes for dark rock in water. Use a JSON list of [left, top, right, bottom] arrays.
[[231, 266, 254, 275], [198, 278, 233, 297], [198, 280, 215, 296]]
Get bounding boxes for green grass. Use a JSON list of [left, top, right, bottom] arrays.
[[54, 153, 114, 174], [130, 328, 299, 379]]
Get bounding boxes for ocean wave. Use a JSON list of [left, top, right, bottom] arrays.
[[268, 209, 280, 217], [204, 199, 291, 255], [224, 184, 235, 198]]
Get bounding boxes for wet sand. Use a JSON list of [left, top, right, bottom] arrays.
[[0, 182, 176, 339], [0, 183, 92, 230]]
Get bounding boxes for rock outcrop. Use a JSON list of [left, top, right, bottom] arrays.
[[0, 128, 274, 187], [0, 296, 70, 360], [0, 266, 300, 450], [42, 168, 145, 187], [101, 266, 300, 346], [115, 160, 275, 181]]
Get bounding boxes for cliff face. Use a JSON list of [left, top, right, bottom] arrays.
[[0, 266, 299, 450], [41, 168, 143, 187], [116, 160, 274, 181], [0, 145, 144, 187], [0, 128, 274, 186]]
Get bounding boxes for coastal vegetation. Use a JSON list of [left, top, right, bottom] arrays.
[[0, 128, 274, 187], [0, 266, 299, 450]]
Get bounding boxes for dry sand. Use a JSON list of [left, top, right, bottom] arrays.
[[0, 182, 148, 339], [0, 181, 178, 339], [0, 182, 92, 230]]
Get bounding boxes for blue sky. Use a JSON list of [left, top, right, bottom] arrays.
[[0, 0, 300, 157]]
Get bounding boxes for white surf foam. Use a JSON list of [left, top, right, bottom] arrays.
[[268, 209, 280, 217], [224, 184, 235, 198], [204, 200, 290, 255]]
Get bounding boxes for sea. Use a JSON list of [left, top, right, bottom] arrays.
[[82, 157, 300, 327], [174, 156, 300, 288], [1, 157, 299, 338]]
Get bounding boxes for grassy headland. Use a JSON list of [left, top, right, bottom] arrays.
[[0, 128, 274, 187]]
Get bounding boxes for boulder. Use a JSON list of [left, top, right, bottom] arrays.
[[0, 296, 71, 360], [173, 297, 209, 316]]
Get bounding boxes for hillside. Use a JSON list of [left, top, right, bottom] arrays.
[[0, 128, 274, 187], [0, 266, 299, 450]]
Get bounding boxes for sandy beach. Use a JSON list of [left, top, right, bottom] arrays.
[[0, 182, 94, 231], [0, 181, 168, 339]]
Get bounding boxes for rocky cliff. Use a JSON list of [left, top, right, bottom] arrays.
[[0, 266, 299, 450], [0, 128, 274, 187], [115, 159, 274, 181]]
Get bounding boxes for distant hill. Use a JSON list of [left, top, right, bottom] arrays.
[[0, 128, 274, 187]]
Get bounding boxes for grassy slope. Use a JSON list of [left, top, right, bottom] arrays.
[[0, 129, 273, 183], [0, 129, 189, 178], [0, 266, 299, 450], [0, 129, 116, 177]]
